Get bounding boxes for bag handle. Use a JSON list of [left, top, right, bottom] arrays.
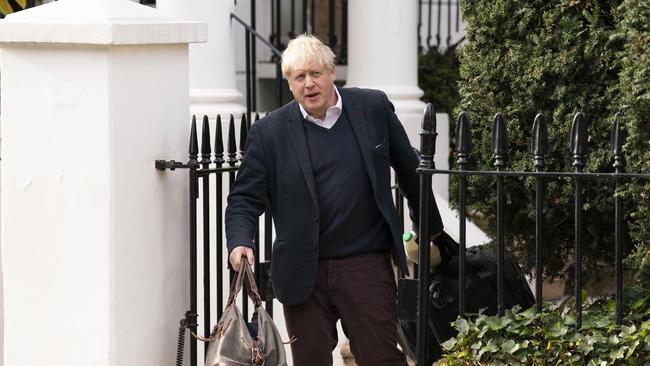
[[227, 258, 262, 307]]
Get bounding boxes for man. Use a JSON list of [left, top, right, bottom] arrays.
[[226, 35, 442, 366]]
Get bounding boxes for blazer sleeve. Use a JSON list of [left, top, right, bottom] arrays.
[[225, 123, 268, 253], [382, 92, 443, 236]]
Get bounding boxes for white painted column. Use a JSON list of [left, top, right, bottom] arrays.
[[0, 1, 206, 365], [346, 0, 449, 198], [156, 0, 245, 118]]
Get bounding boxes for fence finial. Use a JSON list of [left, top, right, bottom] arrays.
[[419, 103, 437, 169], [239, 114, 248, 158], [200, 115, 212, 164], [189, 115, 198, 164], [214, 115, 225, 165], [570, 112, 588, 168], [492, 113, 508, 168], [532, 113, 548, 168], [456, 112, 471, 165], [227, 115, 238, 166], [612, 113, 626, 169]]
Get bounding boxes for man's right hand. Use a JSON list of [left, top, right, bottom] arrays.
[[229, 246, 255, 272]]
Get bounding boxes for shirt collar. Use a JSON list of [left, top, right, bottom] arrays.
[[298, 86, 342, 122]]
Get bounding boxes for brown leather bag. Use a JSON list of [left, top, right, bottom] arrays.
[[202, 260, 288, 366]]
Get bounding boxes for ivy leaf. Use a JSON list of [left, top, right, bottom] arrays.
[[486, 317, 507, 331], [608, 347, 625, 360], [441, 337, 457, 351], [456, 318, 470, 333], [501, 339, 520, 354]]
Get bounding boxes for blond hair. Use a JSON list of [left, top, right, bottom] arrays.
[[281, 34, 336, 78]]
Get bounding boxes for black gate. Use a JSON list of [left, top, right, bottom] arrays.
[[156, 113, 276, 366], [410, 104, 650, 365]]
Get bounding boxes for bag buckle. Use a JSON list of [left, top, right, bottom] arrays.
[[251, 346, 264, 366]]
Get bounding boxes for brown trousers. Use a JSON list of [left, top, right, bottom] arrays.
[[283, 253, 406, 366]]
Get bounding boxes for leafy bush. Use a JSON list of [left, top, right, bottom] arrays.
[[442, 290, 650, 365], [419, 47, 461, 114], [616, 0, 650, 286], [453, 0, 627, 280]]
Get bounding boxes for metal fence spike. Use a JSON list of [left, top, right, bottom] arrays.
[[532, 113, 549, 156], [571, 112, 588, 168], [239, 114, 248, 159], [200, 115, 212, 164], [612, 113, 626, 169], [227, 114, 238, 165], [419, 103, 437, 169], [492, 113, 508, 167], [456, 112, 471, 164], [214, 115, 225, 165], [189, 115, 198, 164]]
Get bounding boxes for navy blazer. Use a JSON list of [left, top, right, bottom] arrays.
[[225, 87, 443, 305]]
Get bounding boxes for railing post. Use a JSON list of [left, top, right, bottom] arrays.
[[417, 0, 423, 53], [612, 113, 626, 325], [492, 112, 508, 317], [570, 112, 588, 330], [416, 103, 436, 366], [446, 0, 451, 47], [532, 113, 548, 313], [328, 0, 337, 50], [456, 112, 471, 316], [245, 30, 252, 124], [214, 115, 226, 320], [435, 0, 441, 48], [302, 0, 308, 33], [200, 115, 212, 354], [290, 0, 296, 38], [189, 116, 199, 366], [341, 0, 348, 64], [427, 0, 433, 49], [227, 114, 239, 289]]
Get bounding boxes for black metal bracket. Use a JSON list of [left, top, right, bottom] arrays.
[[155, 160, 199, 171], [181, 310, 199, 329], [397, 278, 419, 322]]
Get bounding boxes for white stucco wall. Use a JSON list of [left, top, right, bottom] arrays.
[[0, 40, 196, 366]]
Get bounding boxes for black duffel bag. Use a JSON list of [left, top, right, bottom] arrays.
[[397, 232, 535, 362]]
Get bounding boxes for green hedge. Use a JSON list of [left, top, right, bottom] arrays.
[[419, 47, 461, 114], [616, 0, 650, 285], [451, 0, 634, 280]]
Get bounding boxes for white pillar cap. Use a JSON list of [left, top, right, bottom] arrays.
[[0, 0, 207, 45]]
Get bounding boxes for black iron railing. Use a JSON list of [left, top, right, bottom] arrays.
[[412, 104, 650, 365], [231, 13, 284, 119], [418, 0, 465, 53], [258, 0, 348, 64], [157, 113, 274, 366]]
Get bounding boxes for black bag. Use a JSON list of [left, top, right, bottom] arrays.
[[397, 232, 535, 362]]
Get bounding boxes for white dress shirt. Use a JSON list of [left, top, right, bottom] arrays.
[[298, 86, 342, 129]]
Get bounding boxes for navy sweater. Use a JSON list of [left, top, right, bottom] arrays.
[[303, 110, 393, 258]]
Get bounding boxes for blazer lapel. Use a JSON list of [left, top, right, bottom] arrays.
[[286, 102, 319, 208], [343, 90, 380, 197]]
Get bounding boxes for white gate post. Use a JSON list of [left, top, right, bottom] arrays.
[[0, 0, 206, 364]]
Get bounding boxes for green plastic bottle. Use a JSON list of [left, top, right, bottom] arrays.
[[402, 231, 441, 269]]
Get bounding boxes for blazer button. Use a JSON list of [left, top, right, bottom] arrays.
[[314, 217, 319, 223]]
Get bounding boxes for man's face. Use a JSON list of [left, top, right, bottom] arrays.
[[287, 61, 337, 120]]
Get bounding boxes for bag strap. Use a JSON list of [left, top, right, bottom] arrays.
[[226, 258, 262, 307]]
